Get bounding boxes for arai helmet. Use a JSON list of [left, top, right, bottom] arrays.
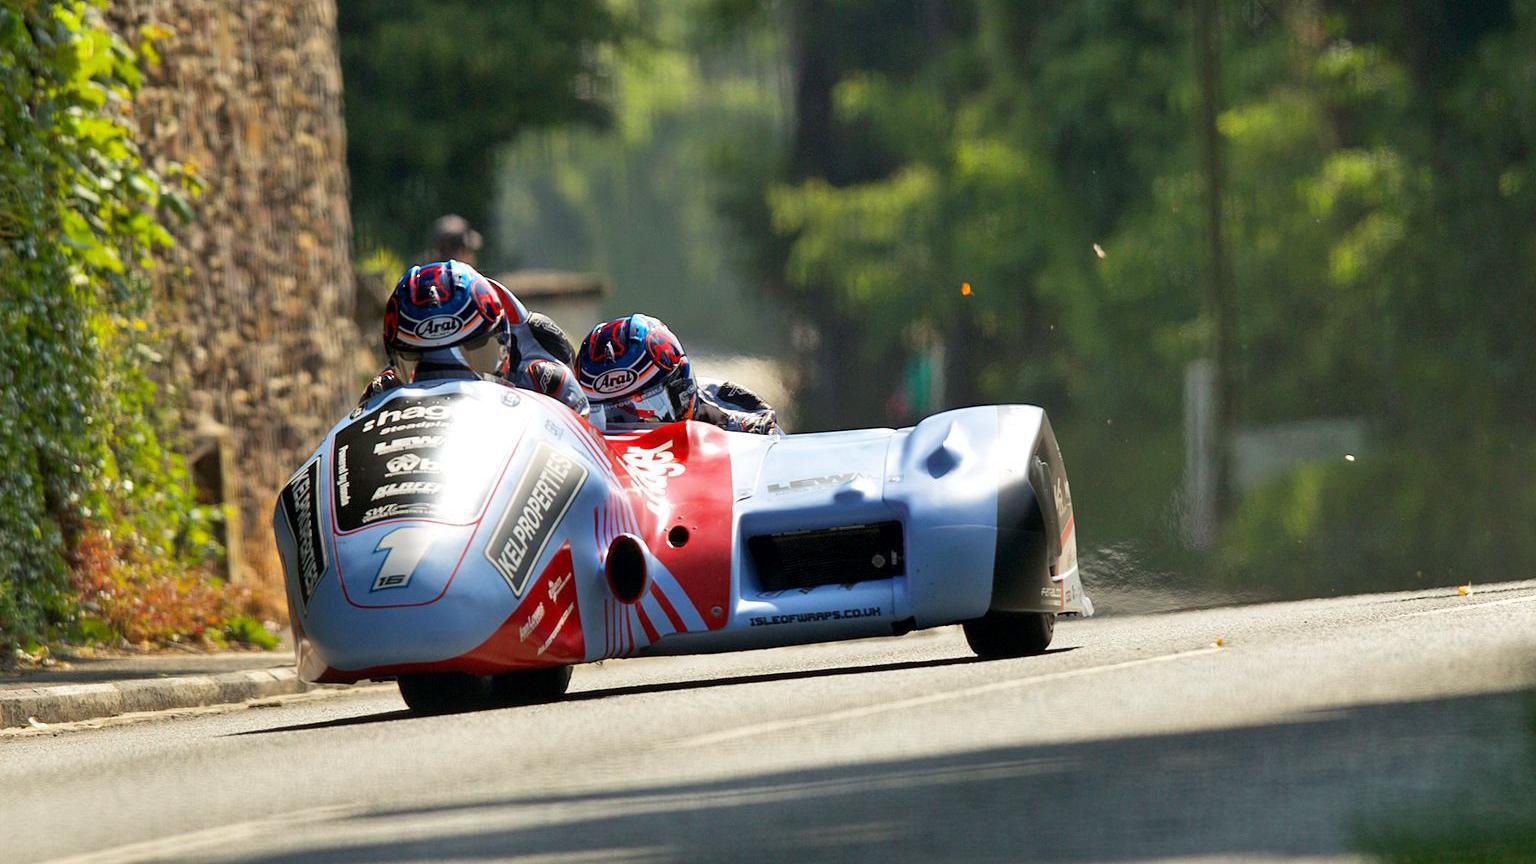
[[383, 260, 509, 378], [576, 314, 696, 425]]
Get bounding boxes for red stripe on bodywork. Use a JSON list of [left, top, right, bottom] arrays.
[[605, 421, 733, 630]]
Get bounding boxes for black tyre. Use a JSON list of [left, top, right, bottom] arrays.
[[487, 665, 572, 706], [963, 611, 1055, 659], [396, 672, 490, 714]]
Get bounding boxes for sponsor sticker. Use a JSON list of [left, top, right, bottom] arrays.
[[592, 368, 637, 395], [767, 472, 859, 495], [385, 453, 439, 476], [748, 607, 883, 627], [504, 545, 584, 661], [622, 439, 684, 517], [371, 481, 443, 501], [332, 393, 502, 530], [335, 445, 351, 507], [373, 435, 445, 457], [416, 315, 460, 341], [362, 502, 435, 523], [362, 402, 452, 433], [484, 443, 588, 596], [279, 457, 327, 609]]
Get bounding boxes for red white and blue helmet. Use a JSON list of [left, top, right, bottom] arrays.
[[383, 260, 510, 375], [576, 314, 696, 425]]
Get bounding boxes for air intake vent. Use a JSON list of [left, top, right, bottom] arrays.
[[748, 521, 904, 592]]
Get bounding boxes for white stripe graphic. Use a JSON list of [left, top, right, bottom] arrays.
[[649, 564, 707, 632], [640, 589, 676, 639]]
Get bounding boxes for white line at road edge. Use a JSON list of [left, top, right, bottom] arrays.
[[1399, 594, 1536, 619], [664, 645, 1226, 749], [38, 805, 366, 864]]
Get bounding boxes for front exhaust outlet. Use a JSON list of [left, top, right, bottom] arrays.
[[604, 533, 650, 604]]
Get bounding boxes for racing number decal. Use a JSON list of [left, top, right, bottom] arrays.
[[370, 526, 435, 592]]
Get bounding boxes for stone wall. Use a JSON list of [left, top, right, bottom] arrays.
[[109, 0, 367, 588]]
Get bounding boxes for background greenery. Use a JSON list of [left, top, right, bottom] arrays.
[[357, 0, 1532, 601], [6, 0, 1532, 648], [338, 0, 621, 264]]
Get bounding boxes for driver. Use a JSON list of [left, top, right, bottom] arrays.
[[361, 260, 590, 419], [574, 314, 780, 435]]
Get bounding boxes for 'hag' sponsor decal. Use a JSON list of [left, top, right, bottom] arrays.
[[331, 393, 503, 531], [361, 402, 452, 433], [485, 443, 588, 596], [279, 457, 327, 609]]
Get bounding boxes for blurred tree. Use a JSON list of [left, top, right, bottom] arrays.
[[706, 0, 1536, 592], [337, 0, 619, 263], [494, 0, 787, 353]]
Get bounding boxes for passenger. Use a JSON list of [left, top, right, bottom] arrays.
[[574, 314, 780, 435]]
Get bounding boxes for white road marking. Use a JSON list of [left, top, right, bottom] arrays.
[[664, 646, 1225, 749], [1399, 594, 1536, 618], [38, 805, 366, 864]]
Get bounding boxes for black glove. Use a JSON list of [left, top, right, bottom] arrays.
[[359, 366, 403, 406]]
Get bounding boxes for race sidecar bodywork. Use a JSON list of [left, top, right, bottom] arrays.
[[274, 378, 1090, 710]]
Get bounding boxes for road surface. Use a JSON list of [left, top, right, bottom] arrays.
[[5, 581, 1535, 863]]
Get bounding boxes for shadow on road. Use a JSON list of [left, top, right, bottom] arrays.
[[228, 651, 1069, 737], [560, 651, 1061, 703], [225, 685, 1535, 863]]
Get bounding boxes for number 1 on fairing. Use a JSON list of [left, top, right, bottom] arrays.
[[371, 526, 434, 591]]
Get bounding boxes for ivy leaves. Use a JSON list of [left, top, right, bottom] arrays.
[[0, 0, 205, 648]]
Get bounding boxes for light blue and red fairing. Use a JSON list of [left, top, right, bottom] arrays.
[[274, 377, 1089, 685]]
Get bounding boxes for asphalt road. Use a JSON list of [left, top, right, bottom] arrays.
[[5, 581, 1535, 864]]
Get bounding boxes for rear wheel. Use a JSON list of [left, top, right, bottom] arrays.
[[487, 665, 572, 706], [396, 672, 489, 714], [963, 611, 1055, 658], [397, 666, 574, 714]]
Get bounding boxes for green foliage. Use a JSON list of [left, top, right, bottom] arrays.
[[1222, 439, 1536, 596], [704, 0, 1536, 594], [494, 0, 786, 352], [338, 0, 621, 263], [0, 0, 221, 648], [221, 615, 279, 650]]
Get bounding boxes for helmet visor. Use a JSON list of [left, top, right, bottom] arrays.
[[392, 336, 505, 382], [598, 381, 692, 426]]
